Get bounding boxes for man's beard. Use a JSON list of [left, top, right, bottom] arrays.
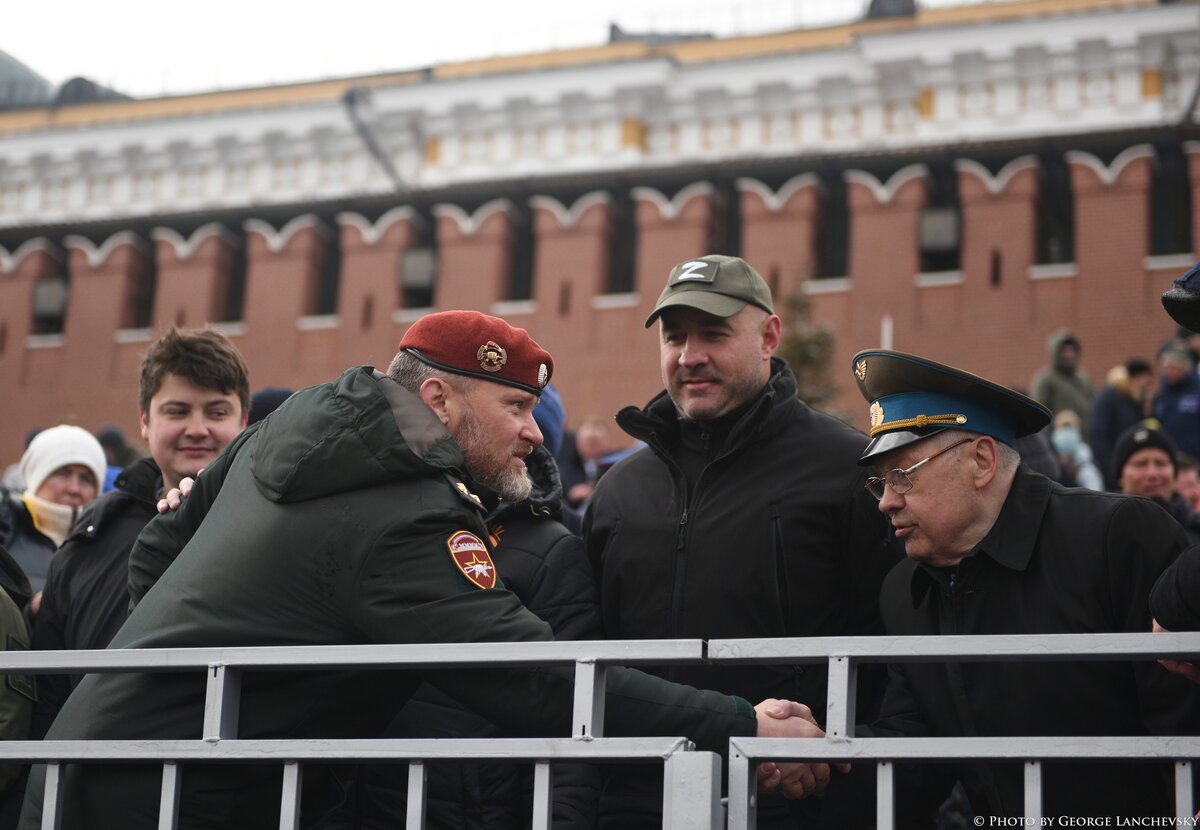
[[455, 407, 533, 503]]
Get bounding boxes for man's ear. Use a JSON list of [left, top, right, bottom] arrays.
[[138, 411, 150, 443], [419, 377, 454, 426], [761, 314, 782, 358], [972, 436, 1001, 489]]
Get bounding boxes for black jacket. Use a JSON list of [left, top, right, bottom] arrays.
[[30, 457, 161, 738], [359, 446, 602, 830], [0, 491, 56, 595], [584, 358, 898, 828], [869, 468, 1200, 820]]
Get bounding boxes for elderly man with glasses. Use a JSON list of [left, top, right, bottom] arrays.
[[837, 349, 1200, 823]]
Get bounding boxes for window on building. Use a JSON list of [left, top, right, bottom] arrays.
[[1036, 152, 1075, 264], [314, 219, 341, 315], [508, 199, 534, 301], [31, 271, 68, 335], [605, 187, 637, 295], [222, 227, 248, 323], [121, 243, 156, 329], [707, 179, 741, 258], [398, 207, 438, 309], [1150, 142, 1193, 256], [919, 158, 962, 273], [815, 168, 850, 279]]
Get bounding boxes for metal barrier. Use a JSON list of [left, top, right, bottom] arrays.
[[1, 632, 1199, 829], [710, 632, 1200, 830]]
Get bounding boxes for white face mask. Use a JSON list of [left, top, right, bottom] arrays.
[[1051, 425, 1081, 456]]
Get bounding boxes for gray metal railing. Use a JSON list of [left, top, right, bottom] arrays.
[[2, 632, 1199, 829], [710, 632, 1200, 830]]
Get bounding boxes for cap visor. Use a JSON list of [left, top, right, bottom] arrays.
[[859, 428, 950, 465], [645, 292, 748, 327], [1163, 287, 1200, 333]]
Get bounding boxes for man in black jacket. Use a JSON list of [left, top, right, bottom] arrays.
[[30, 327, 249, 736], [584, 255, 898, 829], [849, 349, 1200, 821]]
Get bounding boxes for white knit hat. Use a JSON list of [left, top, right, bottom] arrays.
[[19, 425, 107, 496]]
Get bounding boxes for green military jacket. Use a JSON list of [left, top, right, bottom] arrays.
[[21, 367, 754, 829]]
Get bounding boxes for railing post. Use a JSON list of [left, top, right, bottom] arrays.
[[279, 762, 302, 830], [1177, 760, 1195, 817], [406, 761, 427, 829], [572, 659, 605, 739], [876, 760, 895, 830], [41, 763, 65, 830], [157, 761, 181, 830], [663, 751, 720, 830], [726, 740, 755, 830], [824, 655, 857, 740], [531, 762, 553, 830], [202, 663, 242, 741], [1024, 760, 1042, 821]]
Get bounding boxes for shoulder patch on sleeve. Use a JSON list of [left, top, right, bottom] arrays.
[[446, 530, 497, 589]]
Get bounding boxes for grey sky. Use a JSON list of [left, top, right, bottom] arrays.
[[6, 0, 875, 98]]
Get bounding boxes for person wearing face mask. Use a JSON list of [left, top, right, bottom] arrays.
[[0, 425, 105, 596], [1049, 409, 1104, 491]]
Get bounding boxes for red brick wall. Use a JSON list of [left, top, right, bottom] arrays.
[[0, 151, 1195, 464]]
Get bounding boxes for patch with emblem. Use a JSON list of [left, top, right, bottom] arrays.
[[855, 358, 868, 382], [870, 401, 884, 430], [446, 530, 497, 589], [477, 341, 507, 373]]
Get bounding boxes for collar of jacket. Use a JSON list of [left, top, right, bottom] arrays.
[[616, 356, 800, 455], [907, 465, 1050, 608], [487, 444, 564, 524], [65, 456, 162, 545]]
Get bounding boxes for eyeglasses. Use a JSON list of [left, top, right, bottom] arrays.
[[864, 437, 974, 501]]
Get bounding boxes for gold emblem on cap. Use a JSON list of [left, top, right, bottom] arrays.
[[869, 401, 884, 429], [855, 359, 868, 382], [537, 363, 549, 389], [477, 341, 507, 373]]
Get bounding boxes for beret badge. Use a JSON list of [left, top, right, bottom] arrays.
[[477, 341, 507, 373], [537, 363, 549, 389]]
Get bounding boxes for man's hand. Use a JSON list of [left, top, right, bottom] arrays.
[[156, 476, 196, 513], [753, 698, 848, 799], [1153, 618, 1200, 684]]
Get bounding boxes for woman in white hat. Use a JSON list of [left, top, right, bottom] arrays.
[[0, 425, 105, 596]]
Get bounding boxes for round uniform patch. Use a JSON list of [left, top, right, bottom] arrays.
[[446, 530, 497, 590]]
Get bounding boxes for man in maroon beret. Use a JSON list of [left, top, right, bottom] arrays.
[[23, 310, 831, 830]]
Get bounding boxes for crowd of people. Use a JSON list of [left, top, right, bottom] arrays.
[[0, 254, 1198, 829]]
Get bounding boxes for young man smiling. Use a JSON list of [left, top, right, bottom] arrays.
[[30, 327, 249, 735]]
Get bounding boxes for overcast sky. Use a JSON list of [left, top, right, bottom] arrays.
[[5, 0, 880, 98]]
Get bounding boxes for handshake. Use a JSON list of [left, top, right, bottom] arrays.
[[753, 699, 850, 799]]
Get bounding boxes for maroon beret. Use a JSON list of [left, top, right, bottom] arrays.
[[399, 311, 553, 395]]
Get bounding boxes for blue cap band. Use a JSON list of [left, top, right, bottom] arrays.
[[871, 391, 1018, 447]]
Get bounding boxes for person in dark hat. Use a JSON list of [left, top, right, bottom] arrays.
[[21, 310, 831, 830], [584, 255, 898, 830], [246, 386, 293, 426], [1111, 421, 1200, 543], [839, 349, 1200, 822]]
